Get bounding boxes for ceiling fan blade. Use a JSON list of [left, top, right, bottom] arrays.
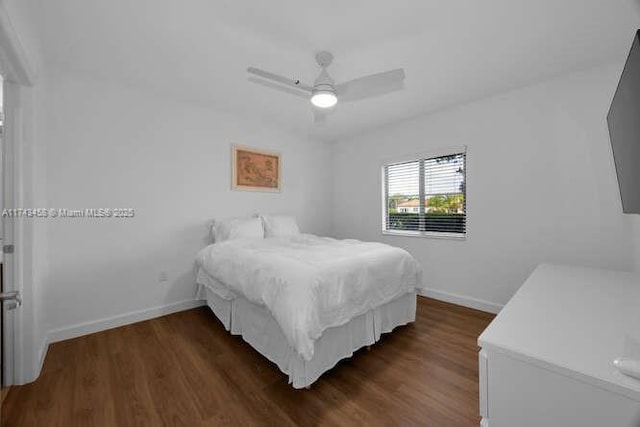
[[247, 67, 313, 92], [248, 77, 309, 99], [336, 68, 405, 102]]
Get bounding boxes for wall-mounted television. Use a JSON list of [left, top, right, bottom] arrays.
[[607, 30, 640, 214]]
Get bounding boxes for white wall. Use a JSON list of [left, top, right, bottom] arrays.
[[39, 67, 332, 338], [331, 64, 634, 310]]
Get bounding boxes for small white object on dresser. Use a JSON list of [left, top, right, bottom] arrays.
[[478, 264, 640, 427]]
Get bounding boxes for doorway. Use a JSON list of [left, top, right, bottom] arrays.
[[0, 73, 7, 404], [0, 73, 4, 402], [0, 0, 38, 391]]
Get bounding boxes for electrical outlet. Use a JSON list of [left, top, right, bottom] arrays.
[[158, 271, 168, 282]]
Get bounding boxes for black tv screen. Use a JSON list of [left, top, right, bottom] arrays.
[[608, 30, 640, 214]]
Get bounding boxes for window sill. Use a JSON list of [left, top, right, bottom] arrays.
[[382, 230, 467, 241]]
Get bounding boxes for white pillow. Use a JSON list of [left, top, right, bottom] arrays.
[[260, 215, 300, 238], [212, 217, 264, 242]]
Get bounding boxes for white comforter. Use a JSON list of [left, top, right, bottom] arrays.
[[195, 234, 421, 360]]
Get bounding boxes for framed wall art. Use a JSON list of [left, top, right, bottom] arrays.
[[231, 144, 281, 192]]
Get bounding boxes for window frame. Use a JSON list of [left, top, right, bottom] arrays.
[[381, 146, 467, 240]]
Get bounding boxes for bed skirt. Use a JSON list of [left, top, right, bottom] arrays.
[[197, 281, 416, 389]]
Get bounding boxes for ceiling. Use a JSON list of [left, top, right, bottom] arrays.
[[32, 0, 640, 142]]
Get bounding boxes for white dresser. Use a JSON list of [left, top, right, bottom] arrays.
[[478, 264, 640, 427]]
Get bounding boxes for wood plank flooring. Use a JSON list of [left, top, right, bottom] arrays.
[[2, 297, 494, 426]]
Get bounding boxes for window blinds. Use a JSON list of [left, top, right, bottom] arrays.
[[383, 152, 466, 236]]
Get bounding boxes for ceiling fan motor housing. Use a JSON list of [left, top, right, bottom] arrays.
[[314, 68, 335, 92], [313, 84, 336, 95], [311, 67, 338, 108]]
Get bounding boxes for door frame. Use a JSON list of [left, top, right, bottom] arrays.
[[0, 3, 37, 386]]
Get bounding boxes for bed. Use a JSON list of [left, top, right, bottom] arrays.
[[195, 232, 421, 389]]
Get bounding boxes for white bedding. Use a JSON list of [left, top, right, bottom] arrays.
[[195, 234, 421, 361]]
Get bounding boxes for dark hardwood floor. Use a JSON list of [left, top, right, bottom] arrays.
[[2, 297, 494, 426]]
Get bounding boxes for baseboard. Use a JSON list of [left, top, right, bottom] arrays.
[[38, 339, 49, 371], [47, 299, 206, 344], [36, 338, 49, 378], [417, 288, 503, 314]]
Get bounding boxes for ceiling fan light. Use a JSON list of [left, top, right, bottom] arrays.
[[311, 90, 338, 108]]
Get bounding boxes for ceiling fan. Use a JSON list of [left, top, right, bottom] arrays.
[[247, 51, 405, 123]]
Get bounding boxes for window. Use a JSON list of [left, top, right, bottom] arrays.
[[382, 149, 466, 238]]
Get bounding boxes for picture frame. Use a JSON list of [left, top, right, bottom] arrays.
[[231, 144, 281, 192]]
